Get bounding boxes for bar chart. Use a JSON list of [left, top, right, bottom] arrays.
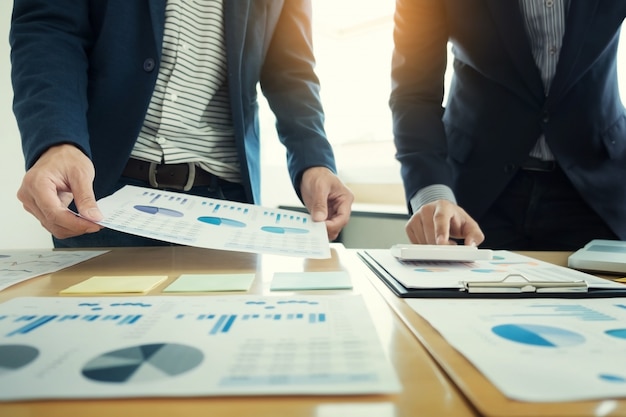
[[96, 186, 330, 258], [0, 295, 400, 400]]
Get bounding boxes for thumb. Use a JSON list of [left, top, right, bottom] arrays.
[[308, 197, 328, 223], [73, 183, 103, 222]]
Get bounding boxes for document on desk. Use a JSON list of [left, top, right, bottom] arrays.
[[0, 250, 107, 292], [95, 185, 330, 258], [407, 297, 626, 402], [363, 249, 624, 291], [0, 294, 400, 400]]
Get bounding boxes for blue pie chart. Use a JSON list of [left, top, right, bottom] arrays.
[[605, 329, 626, 339], [261, 226, 308, 234], [82, 343, 203, 383], [599, 374, 626, 383], [197, 216, 246, 227], [492, 324, 585, 347], [0, 345, 39, 376], [134, 205, 184, 217]]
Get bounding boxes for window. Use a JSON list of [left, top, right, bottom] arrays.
[[259, 3, 626, 209], [259, 0, 401, 208]]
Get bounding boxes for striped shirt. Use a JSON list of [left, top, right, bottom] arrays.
[[519, 0, 570, 161], [131, 0, 241, 183]]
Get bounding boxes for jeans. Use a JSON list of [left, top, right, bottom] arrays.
[[53, 176, 248, 248], [478, 167, 618, 251]]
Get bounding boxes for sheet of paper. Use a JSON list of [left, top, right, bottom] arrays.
[[0, 295, 400, 400], [94, 185, 330, 259], [407, 297, 626, 402], [163, 273, 255, 292], [270, 271, 352, 291], [60, 275, 168, 294], [0, 250, 108, 292], [365, 249, 624, 290]]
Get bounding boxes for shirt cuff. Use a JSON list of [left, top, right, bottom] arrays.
[[410, 184, 457, 213]]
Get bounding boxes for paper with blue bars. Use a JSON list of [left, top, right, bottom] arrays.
[[0, 294, 400, 400], [94, 185, 330, 258]]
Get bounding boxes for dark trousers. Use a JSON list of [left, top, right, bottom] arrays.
[[53, 176, 247, 248], [478, 167, 618, 251]]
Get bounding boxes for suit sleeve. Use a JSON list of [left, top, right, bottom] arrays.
[[259, 0, 336, 190], [10, 0, 93, 169], [389, 0, 454, 210]]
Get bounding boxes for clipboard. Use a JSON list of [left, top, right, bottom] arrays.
[[357, 249, 626, 298]]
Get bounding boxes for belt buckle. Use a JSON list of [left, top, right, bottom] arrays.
[[148, 162, 196, 191]]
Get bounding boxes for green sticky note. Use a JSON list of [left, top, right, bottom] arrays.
[[60, 275, 168, 294], [163, 273, 255, 292], [270, 271, 352, 291]]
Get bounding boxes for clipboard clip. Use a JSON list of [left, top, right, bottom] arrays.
[[462, 274, 589, 293]]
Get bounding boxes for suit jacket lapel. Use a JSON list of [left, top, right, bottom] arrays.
[[486, 0, 545, 103], [148, 0, 167, 59], [224, 1, 251, 84], [548, 0, 600, 103]]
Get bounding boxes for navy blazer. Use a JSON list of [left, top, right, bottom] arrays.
[[10, 0, 336, 204], [390, 0, 626, 238]]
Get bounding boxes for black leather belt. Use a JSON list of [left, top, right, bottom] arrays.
[[122, 159, 216, 191], [520, 157, 557, 172]]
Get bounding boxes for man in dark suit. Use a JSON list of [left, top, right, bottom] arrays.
[[390, 0, 626, 250], [10, 0, 353, 247]]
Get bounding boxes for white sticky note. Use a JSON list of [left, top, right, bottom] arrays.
[[317, 403, 396, 417], [270, 271, 352, 291]]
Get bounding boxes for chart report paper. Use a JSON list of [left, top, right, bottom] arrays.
[[94, 185, 330, 258], [0, 295, 400, 400], [407, 297, 626, 402]]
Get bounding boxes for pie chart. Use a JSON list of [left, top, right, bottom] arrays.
[[605, 328, 626, 339], [413, 268, 449, 273], [260, 226, 308, 234], [82, 343, 203, 383], [134, 205, 184, 217], [197, 216, 246, 227], [492, 324, 585, 347], [599, 374, 626, 383], [0, 344, 39, 376]]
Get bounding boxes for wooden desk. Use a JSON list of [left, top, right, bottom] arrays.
[[365, 250, 626, 417], [0, 244, 477, 417]]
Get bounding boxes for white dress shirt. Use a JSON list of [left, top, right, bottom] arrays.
[[131, 0, 241, 183]]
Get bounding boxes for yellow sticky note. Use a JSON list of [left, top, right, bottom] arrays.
[[163, 273, 255, 292], [60, 275, 168, 294]]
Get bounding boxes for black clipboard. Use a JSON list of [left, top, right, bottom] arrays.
[[357, 250, 626, 299]]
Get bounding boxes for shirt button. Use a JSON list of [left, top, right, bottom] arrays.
[[545, 0, 554, 6], [542, 112, 550, 123], [157, 137, 167, 145], [143, 58, 156, 72], [171, 93, 178, 102]]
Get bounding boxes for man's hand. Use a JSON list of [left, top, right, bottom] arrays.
[[299, 167, 354, 241], [406, 199, 484, 246], [17, 144, 104, 239]]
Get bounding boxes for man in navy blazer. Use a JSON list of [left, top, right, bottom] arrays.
[[10, 0, 353, 247], [391, 0, 626, 250]]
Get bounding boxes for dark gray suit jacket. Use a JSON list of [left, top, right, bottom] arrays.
[[10, 0, 336, 204], [390, 0, 626, 238]]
